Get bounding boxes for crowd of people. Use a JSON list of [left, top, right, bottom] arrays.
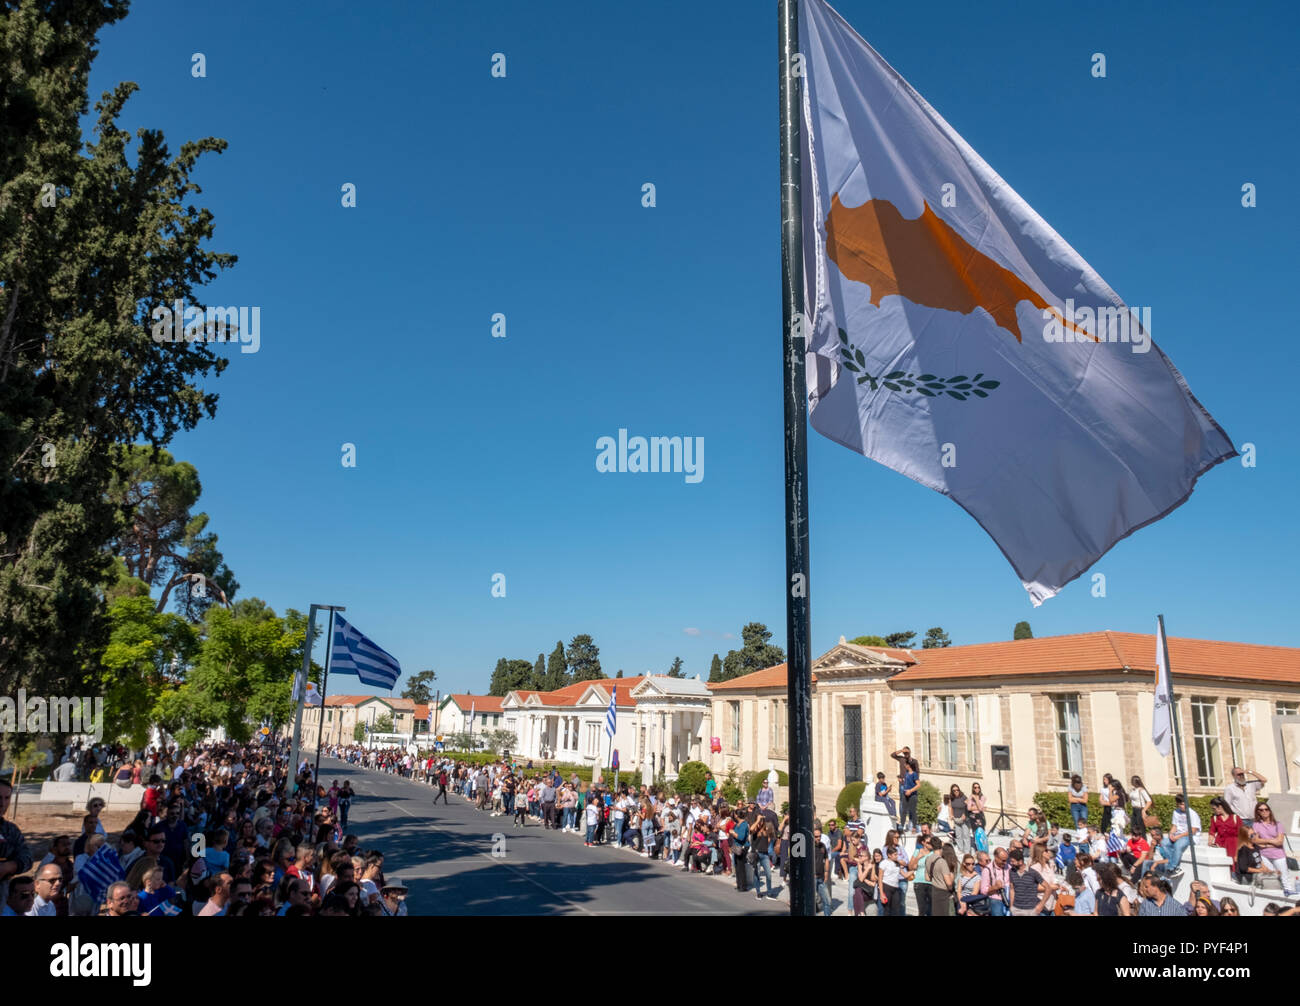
[[1, 740, 409, 918]]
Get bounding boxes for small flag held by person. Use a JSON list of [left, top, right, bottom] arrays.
[[77, 843, 125, 904], [797, 0, 1235, 605], [330, 613, 402, 690]]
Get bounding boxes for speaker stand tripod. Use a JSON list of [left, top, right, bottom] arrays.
[[990, 767, 1022, 836]]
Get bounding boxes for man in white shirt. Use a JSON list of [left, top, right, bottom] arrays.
[[52, 757, 78, 783], [1223, 766, 1266, 821], [1157, 795, 1201, 879], [28, 863, 62, 915]]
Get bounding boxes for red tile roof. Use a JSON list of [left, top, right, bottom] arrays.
[[704, 633, 1300, 690], [448, 694, 505, 713], [888, 631, 1300, 685], [708, 663, 800, 690], [322, 694, 373, 707]]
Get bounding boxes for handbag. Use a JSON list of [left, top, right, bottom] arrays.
[[1142, 812, 1160, 830], [1285, 835, 1299, 873]]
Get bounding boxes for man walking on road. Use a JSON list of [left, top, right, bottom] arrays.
[[540, 779, 558, 829], [434, 766, 449, 805]]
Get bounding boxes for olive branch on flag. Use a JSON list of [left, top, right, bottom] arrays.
[[837, 329, 1000, 401]]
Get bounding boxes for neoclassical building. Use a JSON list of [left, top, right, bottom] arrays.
[[706, 632, 1300, 818], [499, 675, 715, 779]]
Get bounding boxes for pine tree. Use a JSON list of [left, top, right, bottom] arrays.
[[667, 656, 684, 678], [567, 634, 605, 681], [708, 654, 723, 682], [545, 640, 569, 690], [1014, 621, 1033, 640], [531, 653, 546, 690], [922, 627, 952, 649]]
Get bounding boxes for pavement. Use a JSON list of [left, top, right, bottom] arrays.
[[321, 757, 795, 916]]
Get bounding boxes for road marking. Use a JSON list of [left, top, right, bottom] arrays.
[[382, 797, 597, 916]]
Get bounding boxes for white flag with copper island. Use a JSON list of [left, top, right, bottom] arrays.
[[798, 0, 1235, 604]]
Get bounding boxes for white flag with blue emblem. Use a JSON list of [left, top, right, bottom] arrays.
[[331, 613, 402, 690]]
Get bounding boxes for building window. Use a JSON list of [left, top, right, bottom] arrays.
[[769, 699, 788, 755], [729, 701, 741, 751], [1277, 702, 1299, 716], [920, 696, 933, 766], [1190, 697, 1222, 786], [939, 696, 957, 770], [964, 696, 978, 771], [1053, 695, 1083, 779], [1226, 700, 1245, 770]]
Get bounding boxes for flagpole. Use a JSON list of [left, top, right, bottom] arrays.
[[1158, 614, 1200, 883], [780, 0, 815, 917], [312, 610, 337, 811], [288, 604, 320, 801]]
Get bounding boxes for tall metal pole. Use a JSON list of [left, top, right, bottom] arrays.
[[780, 0, 814, 917], [288, 603, 320, 800], [1159, 614, 1200, 882], [312, 609, 336, 810]]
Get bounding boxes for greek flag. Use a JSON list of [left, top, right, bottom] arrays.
[[1106, 830, 1125, 855], [330, 613, 401, 690], [77, 844, 125, 903], [605, 685, 617, 738]]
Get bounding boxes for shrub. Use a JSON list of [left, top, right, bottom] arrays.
[[1033, 791, 1213, 833], [917, 780, 940, 825], [674, 761, 711, 796], [837, 781, 867, 822], [745, 768, 789, 801], [721, 765, 744, 805], [780, 801, 789, 815]]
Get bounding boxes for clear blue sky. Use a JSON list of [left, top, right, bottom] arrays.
[[87, 0, 1299, 695]]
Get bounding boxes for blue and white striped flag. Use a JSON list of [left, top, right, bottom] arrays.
[[605, 685, 617, 738], [1106, 830, 1125, 855], [330, 613, 401, 690], [77, 844, 125, 903]]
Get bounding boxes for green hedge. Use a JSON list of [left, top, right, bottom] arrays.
[[1033, 791, 1214, 832], [917, 780, 940, 825], [837, 781, 867, 822], [674, 761, 711, 796], [744, 769, 789, 800]]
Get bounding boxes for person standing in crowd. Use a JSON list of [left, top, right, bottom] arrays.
[[929, 843, 957, 916], [1067, 774, 1089, 829], [1129, 775, 1154, 839], [1098, 773, 1116, 833], [950, 784, 971, 852], [0, 779, 32, 906], [812, 824, 833, 916], [1223, 764, 1266, 821], [899, 759, 921, 834]]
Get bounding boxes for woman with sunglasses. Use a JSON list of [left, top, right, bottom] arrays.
[[275, 874, 309, 916], [955, 852, 984, 915], [854, 848, 881, 916], [1219, 897, 1241, 916]]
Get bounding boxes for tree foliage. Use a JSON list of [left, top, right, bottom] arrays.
[[720, 622, 785, 682], [566, 633, 604, 682], [544, 640, 568, 690], [883, 631, 916, 648], [0, 1, 234, 731], [1014, 620, 1033, 640], [708, 653, 722, 682], [848, 635, 888, 647], [667, 656, 684, 678], [921, 627, 951, 649], [489, 657, 537, 696], [400, 669, 437, 704], [107, 445, 237, 618]]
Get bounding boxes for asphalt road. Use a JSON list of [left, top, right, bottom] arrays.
[[321, 757, 788, 916]]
